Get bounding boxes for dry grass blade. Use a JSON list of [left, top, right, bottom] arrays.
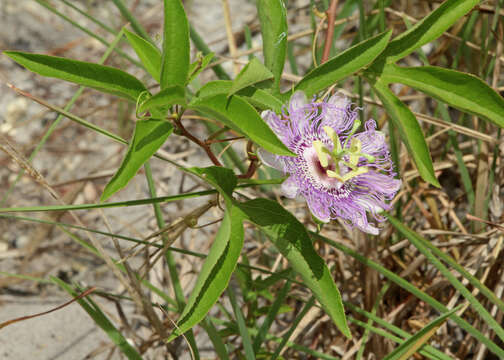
[[0, 287, 96, 330], [467, 214, 504, 233], [0, 132, 58, 200]]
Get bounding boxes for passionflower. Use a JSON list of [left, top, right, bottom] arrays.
[[259, 91, 401, 234]]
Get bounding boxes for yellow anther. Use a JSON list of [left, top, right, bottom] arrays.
[[349, 138, 362, 167], [327, 166, 369, 182], [313, 140, 329, 168], [323, 126, 342, 153]]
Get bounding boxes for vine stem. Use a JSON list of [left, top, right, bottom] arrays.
[[173, 115, 223, 167], [237, 141, 258, 179]]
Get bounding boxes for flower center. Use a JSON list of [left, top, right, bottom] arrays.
[[312, 121, 375, 183]]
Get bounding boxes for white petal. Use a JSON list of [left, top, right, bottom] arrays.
[[289, 91, 307, 112], [281, 176, 299, 199], [328, 92, 350, 109], [261, 110, 276, 126], [258, 148, 284, 171], [356, 198, 384, 214], [354, 214, 379, 235]]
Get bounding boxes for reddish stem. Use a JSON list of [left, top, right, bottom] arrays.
[[173, 117, 223, 167], [237, 141, 258, 179], [322, 0, 339, 64]]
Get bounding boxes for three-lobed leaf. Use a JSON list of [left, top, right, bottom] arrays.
[[237, 198, 352, 339], [161, 0, 190, 89], [371, 81, 440, 187], [124, 29, 162, 83], [189, 93, 294, 156], [295, 30, 392, 98], [4, 51, 148, 102], [379, 64, 504, 128], [101, 119, 173, 201]]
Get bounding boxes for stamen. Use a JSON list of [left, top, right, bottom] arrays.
[[343, 119, 361, 148], [312, 125, 376, 183], [327, 166, 369, 182], [322, 126, 342, 153], [313, 140, 329, 168]]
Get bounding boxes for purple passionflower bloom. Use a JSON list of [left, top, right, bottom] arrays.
[[259, 91, 401, 234]]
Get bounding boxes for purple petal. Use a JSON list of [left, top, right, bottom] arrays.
[[281, 176, 300, 199], [362, 172, 402, 198], [306, 195, 331, 223], [353, 213, 379, 235]]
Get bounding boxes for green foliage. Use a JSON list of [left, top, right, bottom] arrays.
[[4, 51, 147, 102], [188, 52, 215, 84], [168, 167, 243, 341], [257, 0, 288, 91], [124, 28, 162, 82], [138, 85, 186, 114], [228, 57, 274, 98], [101, 119, 173, 201], [374, 0, 479, 64], [371, 80, 440, 187], [161, 0, 190, 88], [197, 80, 284, 113], [189, 93, 294, 156], [295, 30, 392, 98], [238, 199, 351, 339], [380, 64, 504, 128]]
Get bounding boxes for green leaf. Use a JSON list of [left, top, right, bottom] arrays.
[[294, 30, 392, 98], [4, 51, 147, 102], [188, 52, 215, 84], [375, 0, 478, 64], [383, 307, 459, 360], [257, 0, 288, 90], [228, 57, 274, 98], [237, 199, 351, 339], [198, 81, 283, 113], [51, 277, 142, 360], [189, 93, 294, 156], [169, 167, 244, 341], [379, 64, 504, 128], [138, 85, 186, 114], [101, 119, 173, 201], [161, 0, 190, 88], [124, 28, 162, 83], [187, 166, 237, 202], [371, 81, 440, 187]]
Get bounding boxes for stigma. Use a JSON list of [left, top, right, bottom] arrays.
[[312, 123, 375, 183]]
